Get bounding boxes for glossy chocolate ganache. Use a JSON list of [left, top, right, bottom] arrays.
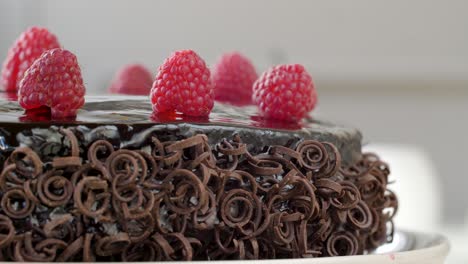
[[0, 96, 397, 261]]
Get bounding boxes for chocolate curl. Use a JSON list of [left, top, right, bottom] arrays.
[[296, 220, 321, 258], [325, 231, 359, 256], [7, 147, 43, 179], [214, 139, 246, 172], [87, 139, 114, 165], [52, 128, 82, 168], [82, 233, 95, 262], [308, 217, 333, 245], [13, 232, 67, 262], [256, 238, 276, 259], [383, 189, 398, 219], [0, 216, 15, 249], [268, 212, 302, 246], [43, 214, 74, 240], [122, 240, 165, 261], [152, 137, 182, 168], [0, 164, 20, 190], [219, 170, 258, 196], [347, 200, 373, 230], [247, 159, 283, 176], [316, 178, 343, 198], [22, 180, 40, 205], [219, 189, 266, 238], [153, 199, 188, 234], [60, 128, 80, 157], [95, 233, 131, 257], [122, 214, 155, 243], [296, 140, 329, 171], [355, 173, 384, 203], [213, 224, 238, 255], [105, 149, 147, 185], [135, 150, 158, 184], [37, 170, 73, 207], [164, 233, 194, 261], [56, 236, 83, 262], [192, 188, 217, 230], [71, 163, 111, 187], [162, 169, 207, 215], [73, 177, 111, 218], [52, 156, 82, 169], [121, 189, 155, 220], [268, 170, 318, 220], [1, 188, 35, 219], [330, 181, 361, 210]]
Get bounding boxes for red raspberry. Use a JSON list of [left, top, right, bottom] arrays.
[[151, 50, 214, 117], [108, 63, 153, 95], [253, 64, 317, 122], [18, 48, 86, 118], [212, 52, 257, 106], [1, 27, 60, 92]]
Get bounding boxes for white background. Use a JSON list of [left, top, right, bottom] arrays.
[[1, 1, 468, 260]]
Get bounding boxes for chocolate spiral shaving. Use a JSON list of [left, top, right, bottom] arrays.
[[330, 181, 361, 210], [122, 214, 155, 242], [296, 140, 336, 175], [1, 188, 35, 219], [43, 214, 75, 242], [325, 230, 359, 256], [152, 137, 183, 169], [0, 216, 14, 249], [214, 139, 246, 172], [220, 188, 268, 238], [0, 164, 20, 190], [56, 236, 83, 261], [153, 199, 188, 234], [73, 177, 111, 218], [162, 169, 207, 215], [52, 128, 82, 169], [106, 149, 147, 185], [7, 147, 43, 179], [87, 139, 114, 165], [37, 170, 73, 207], [192, 188, 217, 230], [13, 232, 67, 262], [95, 233, 131, 257], [71, 163, 111, 186], [347, 200, 373, 230], [122, 240, 166, 261]]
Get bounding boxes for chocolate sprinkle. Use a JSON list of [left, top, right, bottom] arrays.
[[0, 127, 397, 261]]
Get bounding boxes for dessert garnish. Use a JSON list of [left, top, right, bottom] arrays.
[[253, 64, 317, 122], [151, 50, 214, 117], [18, 48, 85, 118], [108, 63, 153, 95], [212, 52, 258, 106], [1, 27, 60, 92]]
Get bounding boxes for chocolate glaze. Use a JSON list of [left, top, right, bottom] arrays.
[[0, 95, 362, 165]]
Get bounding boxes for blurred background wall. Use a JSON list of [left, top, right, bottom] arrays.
[[1, 0, 467, 225]]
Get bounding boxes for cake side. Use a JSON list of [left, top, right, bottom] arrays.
[[0, 124, 396, 261]]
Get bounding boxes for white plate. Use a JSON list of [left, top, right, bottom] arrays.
[[152, 230, 449, 264]]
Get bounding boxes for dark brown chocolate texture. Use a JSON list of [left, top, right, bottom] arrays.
[[0, 124, 397, 261]]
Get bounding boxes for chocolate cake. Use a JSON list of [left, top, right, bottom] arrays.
[[0, 95, 397, 261]]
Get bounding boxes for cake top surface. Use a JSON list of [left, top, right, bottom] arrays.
[[0, 95, 362, 164], [0, 94, 352, 131]]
